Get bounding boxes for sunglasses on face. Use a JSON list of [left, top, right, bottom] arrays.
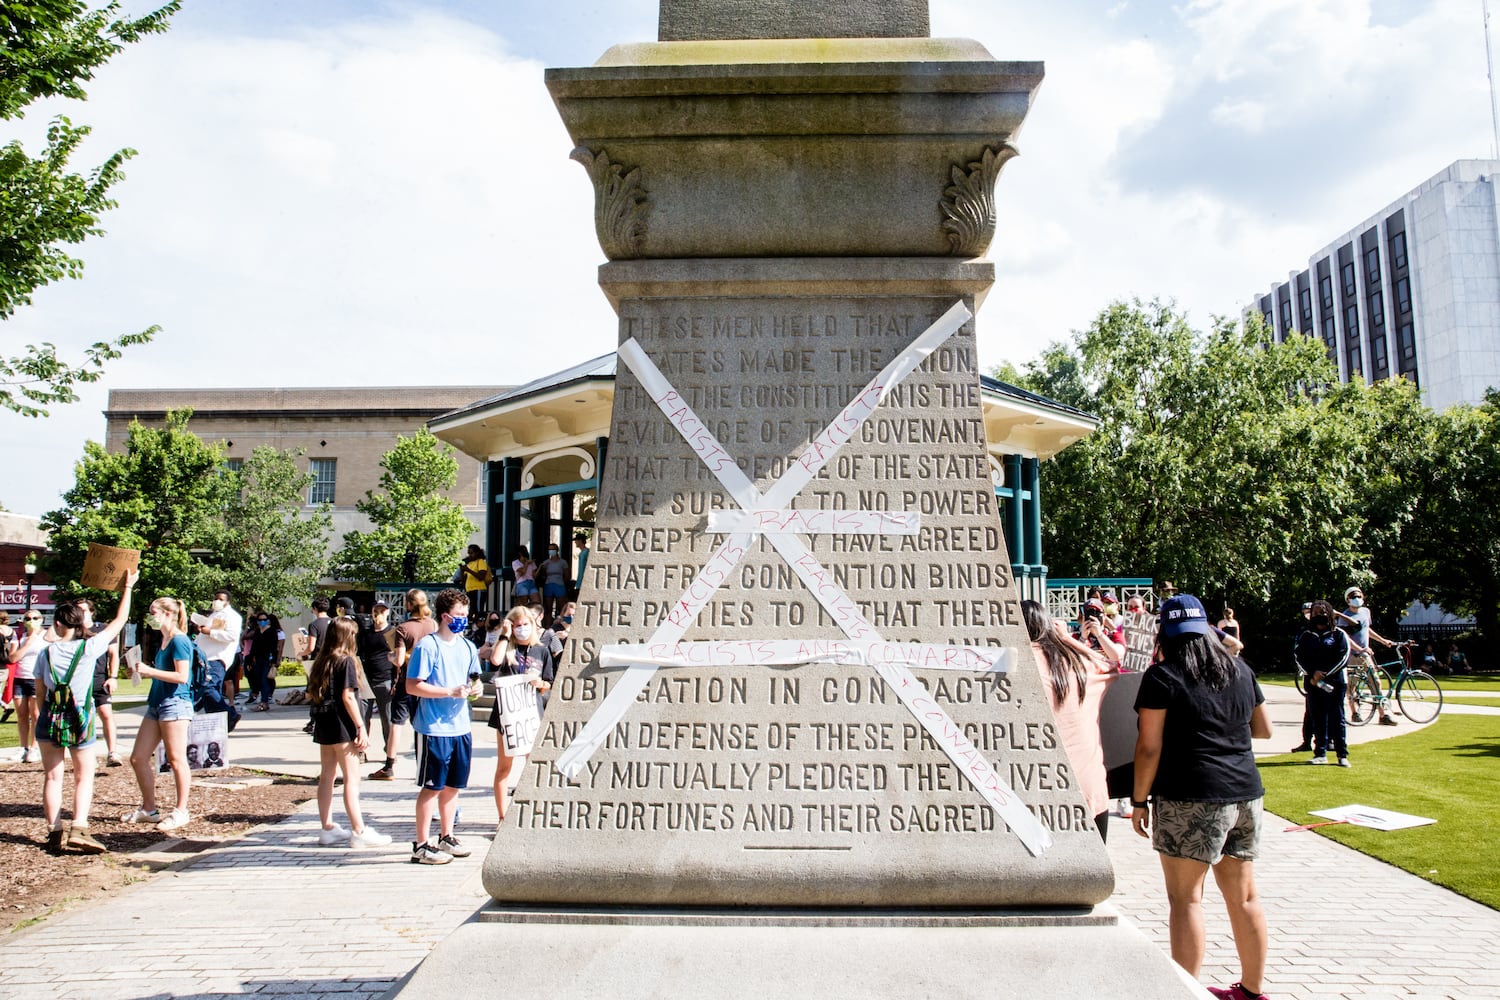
[[25, 616, 41, 621]]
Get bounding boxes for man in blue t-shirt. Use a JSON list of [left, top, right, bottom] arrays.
[[404, 588, 482, 865]]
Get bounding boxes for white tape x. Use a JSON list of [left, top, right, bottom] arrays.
[[556, 300, 1053, 856]]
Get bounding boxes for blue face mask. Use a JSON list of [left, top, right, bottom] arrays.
[[561, 615, 573, 624], [447, 615, 468, 634]]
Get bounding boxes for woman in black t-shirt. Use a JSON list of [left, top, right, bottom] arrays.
[[1132, 594, 1274, 1000], [487, 607, 553, 827], [308, 618, 390, 850]]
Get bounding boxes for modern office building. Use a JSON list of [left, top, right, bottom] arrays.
[[1252, 159, 1500, 411]]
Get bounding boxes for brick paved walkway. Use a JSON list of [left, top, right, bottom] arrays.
[[1, 696, 1495, 999]]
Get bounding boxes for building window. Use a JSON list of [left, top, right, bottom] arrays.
[[1344, 304, 1360, 337], [1341, 262, 1357, 298], [224, 458, 244, 474], [1390, 231, 1408, 270], [1347, 345, 1363, 378], [1369, 290, 1384, 327], [1322, 316, 1336, 350], [1365, 247, 1381, 284], [1319, 275, 1334, 310], [1398, 322, 1416, 361], [1371, 332, 1389, 373], [1395, 277, 1411, 315], [309, 458, 337, 505]]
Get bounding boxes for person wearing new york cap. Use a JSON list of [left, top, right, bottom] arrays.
[[1131, 594, 1275, 1000]]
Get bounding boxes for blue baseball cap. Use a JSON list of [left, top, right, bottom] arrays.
[[1159, 594, 1212, 638]]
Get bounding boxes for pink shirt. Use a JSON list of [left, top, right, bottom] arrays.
[[1031, 641, 1117, 818]]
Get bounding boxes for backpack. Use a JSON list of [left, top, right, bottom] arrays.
[[190, 643, 215, 711], [42, 643, 93, 748]]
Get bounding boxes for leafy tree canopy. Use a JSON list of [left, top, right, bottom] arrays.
[[221, 446, 332, 617], [999, 300, 1443, 660], [331, 428, 474, 586], [1, 1, 179, 416], [40, 408, 232, 614]]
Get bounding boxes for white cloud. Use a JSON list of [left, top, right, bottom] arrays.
[[0, 9, 619, 515]]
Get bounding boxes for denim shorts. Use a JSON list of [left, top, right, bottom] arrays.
[[144, 699, 194, 723], [514, 580, 539, 597], [1152, 797, 1263, 864]]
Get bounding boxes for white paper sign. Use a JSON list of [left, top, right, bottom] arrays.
[[493, 674, 541, 757], [156, 710, 230, 772], [1308, 804, 1437, 831]]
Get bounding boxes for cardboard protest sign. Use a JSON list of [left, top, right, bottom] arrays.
[[1120, 609, 1156, 674], [80, 543, 140, 592], [493, 674, 541, 756]]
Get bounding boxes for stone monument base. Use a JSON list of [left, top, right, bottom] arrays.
[[386, 904, 1210, 999]]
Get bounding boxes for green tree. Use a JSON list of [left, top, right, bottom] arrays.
[[1, 1, 180, 416], [1400, 391, 1500, 640], [331, 428, 474, 586], [40, 408, 232, 612], [221, 446, 332, 616], [1001, 300, 1435, 660]]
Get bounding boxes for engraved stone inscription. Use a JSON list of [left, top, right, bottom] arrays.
[[485, 294, 1110, 908]]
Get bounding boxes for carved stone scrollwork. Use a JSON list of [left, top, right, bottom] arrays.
[[940, 144, 1018, 257], [521, 446, 598, 492], [571, 146, 649, 260]]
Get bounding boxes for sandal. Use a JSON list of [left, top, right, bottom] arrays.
[[121, 807, 161, 824], [156, 808, 191, 833]]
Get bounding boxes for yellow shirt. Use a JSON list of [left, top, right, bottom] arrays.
[[463, 558, 490, 591]]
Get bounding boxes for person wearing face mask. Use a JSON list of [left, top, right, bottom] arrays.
[[7, 606, 52, 763], [36, 576, 137, 854], [1337, 586, 1397, 726], [488, 606, 553, 826], [405, 588, 482, 864], [192, 588, 242, 730], [247, 611, 285, 712], [123, 595, 197, 832], [539, 542, 570, 622], [1296, 600, 1353, 766], [372, 589, 439, 782]]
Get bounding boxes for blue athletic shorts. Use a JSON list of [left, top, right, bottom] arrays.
[[415, 733, 472, 790], [543, 582, 566, 598]]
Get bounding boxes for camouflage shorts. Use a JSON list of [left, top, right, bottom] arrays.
[[1151, 797, 1263, 865]]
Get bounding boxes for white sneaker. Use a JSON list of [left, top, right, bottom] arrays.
[[317, 823, 349, 846], [1308, 756, 1328, 765], [349, 825, 392, 849]]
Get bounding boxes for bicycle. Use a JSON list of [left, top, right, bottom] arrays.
[[1349, 640, 1443, 726]]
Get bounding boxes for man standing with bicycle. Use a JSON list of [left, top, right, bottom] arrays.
[[1339, 586, 1397, 726]]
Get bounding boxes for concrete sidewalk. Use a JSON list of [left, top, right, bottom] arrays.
[[0, 693, 1495, 999]]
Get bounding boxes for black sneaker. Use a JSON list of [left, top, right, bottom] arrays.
[[410, 840, 453, 865], [1289, 743, 1311, 753], [437, 834, 471, 858], [45, 829, 68, 855]]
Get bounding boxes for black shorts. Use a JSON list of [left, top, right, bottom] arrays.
[[389, 675, 412, 726], [310, 703, 359, 746], [92, 683, 112, 707], [12, 678, 36, 699]]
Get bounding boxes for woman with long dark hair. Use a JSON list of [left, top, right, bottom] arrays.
[[1021, 600, 1117, 839], [1132, 594, 1273, 1000], [307, 617, 390, 848]]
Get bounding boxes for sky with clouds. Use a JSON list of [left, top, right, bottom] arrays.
[[2, 0, 1494, 515]]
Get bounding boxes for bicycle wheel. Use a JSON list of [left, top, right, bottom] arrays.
[[1349, 672, 1381, 726], [1396, 671, 1443, 724]]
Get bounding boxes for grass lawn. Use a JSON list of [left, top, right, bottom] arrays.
[[1259, 713, 1500, 909], [1447, 697, 1500, 709]]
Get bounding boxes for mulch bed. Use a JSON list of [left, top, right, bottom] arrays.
[[0, 758, 317, 932]]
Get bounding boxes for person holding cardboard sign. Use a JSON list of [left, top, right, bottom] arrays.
[[122, 596, 197, 833], [36, 571, 137, 854]]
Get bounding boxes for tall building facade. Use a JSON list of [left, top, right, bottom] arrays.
[[1252, 159, 1500, 411]]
